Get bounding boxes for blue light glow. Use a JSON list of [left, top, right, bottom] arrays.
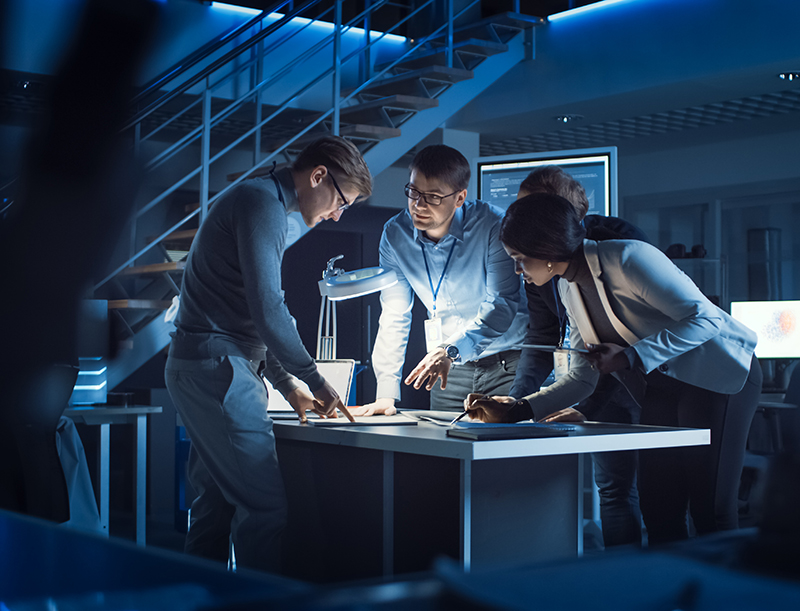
[[78, 367, 108, 376], [74, 380, 108, 391], [209, 3, 406, 42], [210, 2, 261, 17], [549, 0, 639, 22]]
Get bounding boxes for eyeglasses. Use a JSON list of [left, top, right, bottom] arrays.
[[404, 183, 460, 207], [327, 170, 350, 212]]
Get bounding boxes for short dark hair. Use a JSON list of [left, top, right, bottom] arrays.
[[409, 145, 470, 191], [500, 192, 586, 262], [518, 166, 590, 219], [292, 135, 372, 199]]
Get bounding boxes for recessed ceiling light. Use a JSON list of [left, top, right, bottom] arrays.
[[554, 114, 584, 124], [778, 72, 800, 82]]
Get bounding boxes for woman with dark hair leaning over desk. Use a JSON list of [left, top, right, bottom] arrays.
[[466, 192, 762, 544]]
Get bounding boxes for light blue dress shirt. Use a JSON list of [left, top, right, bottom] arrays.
[[372, 200, 529, 401]]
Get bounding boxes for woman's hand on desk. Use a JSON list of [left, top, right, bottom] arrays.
[[464, 394, 516, 423], [348, 398, 397, 417], [540, 407, 586, 423]]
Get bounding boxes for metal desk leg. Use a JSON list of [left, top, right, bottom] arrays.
[[99, 423, 110, 537], [577, 453, 585, 556], [134, 413, 147, 546], [460, 459, 473, 572], [382, 450, 394, 577]]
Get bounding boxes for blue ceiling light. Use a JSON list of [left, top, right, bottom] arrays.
[[549, 0, 639, 22], [209, 2, 406, 42], [778, 72, 800, 82], [210, 2, 261, 17]]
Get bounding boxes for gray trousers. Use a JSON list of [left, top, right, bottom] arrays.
[[430, 350, 521, 411], [165, 355, 287, 573]]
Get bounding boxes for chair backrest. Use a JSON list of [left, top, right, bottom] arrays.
[[784, 361, 800, 407]]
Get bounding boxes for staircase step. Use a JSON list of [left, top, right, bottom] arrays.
[[108, 299, 172, 310], [338, 94, 438, 127], [348, 65, 473, 98], [379, 38, 508, 71], [147, 228, 198, 248], [226, 124, 401, 181], [452, 11, 545, 42], [118, 261, 186, 277]]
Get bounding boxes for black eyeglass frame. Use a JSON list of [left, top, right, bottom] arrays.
[[404, 183, 462, 207], [327, 169, 350, 211]]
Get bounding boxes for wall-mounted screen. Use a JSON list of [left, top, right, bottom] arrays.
[[474, 146, 618, 217], [730, 300, 800, 359]]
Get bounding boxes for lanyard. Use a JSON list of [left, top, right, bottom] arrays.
[[420, 239, 457, 317], [551, 277, 568, 348]]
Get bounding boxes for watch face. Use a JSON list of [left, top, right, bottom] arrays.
[[446, 345, 459, 359]]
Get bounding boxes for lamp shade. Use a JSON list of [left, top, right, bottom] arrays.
[[318, 266, 397, 301]]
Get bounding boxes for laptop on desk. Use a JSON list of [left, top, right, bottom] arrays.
[[265, 359, 355, 418]]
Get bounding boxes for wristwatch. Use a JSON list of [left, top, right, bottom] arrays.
[[440, 344, 460, 362]]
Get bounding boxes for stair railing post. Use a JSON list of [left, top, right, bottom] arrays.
[[446, 0, 454, 68], [333, 0, 342, 135], [253, 20, 264, 167], [361, 0, 372, 83], [130, 122, 142, 267], [200, 82, 211, 224]]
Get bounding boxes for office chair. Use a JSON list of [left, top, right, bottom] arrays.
[[755, 361, 799, 454]]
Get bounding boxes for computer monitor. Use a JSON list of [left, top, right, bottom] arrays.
[[730, 300, 800, 359], [474, 146, 618, 217]]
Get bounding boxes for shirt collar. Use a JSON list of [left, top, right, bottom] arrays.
[[411, 203, 466, 244], [274, 166, 300, 214]]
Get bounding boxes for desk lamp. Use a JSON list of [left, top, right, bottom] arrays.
[[317, 255, 397, 359]]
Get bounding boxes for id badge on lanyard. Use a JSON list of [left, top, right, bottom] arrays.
[[421, 239, 456, 354], [424, 316, 443, 354]]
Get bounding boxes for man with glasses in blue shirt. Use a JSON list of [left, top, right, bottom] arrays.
[[355, 144, 527, 414]]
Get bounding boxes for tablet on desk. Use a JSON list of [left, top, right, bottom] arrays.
[[306, 414, 417, 427], [447, 424, 572, 441]]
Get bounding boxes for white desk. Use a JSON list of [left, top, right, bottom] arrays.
[[274, 419, 709, 582], [64, 406, 162, 545]]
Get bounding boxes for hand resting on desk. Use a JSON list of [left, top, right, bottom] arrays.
[[348, 397, 397, 417], [540, 407, 586, 423]]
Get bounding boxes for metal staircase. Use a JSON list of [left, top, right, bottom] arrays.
[[93, 0, 543, 394]]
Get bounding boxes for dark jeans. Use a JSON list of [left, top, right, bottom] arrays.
[[580, 376, 643, 547], [638, 355, 762, 545], [430, 350, 520, 411], [165, 354, 287, 573]]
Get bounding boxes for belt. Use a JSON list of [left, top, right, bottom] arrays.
[[471, 349, 520, 366]]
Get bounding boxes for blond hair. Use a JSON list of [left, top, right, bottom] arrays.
[[292, 135, 372, 200]]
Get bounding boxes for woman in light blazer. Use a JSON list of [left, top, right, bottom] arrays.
[[468, 192, 762, 545]]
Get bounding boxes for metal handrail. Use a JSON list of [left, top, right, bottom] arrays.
[[97, 0, 489, 290], [130, 2, 285, 108], [124, 0, 321, 132]]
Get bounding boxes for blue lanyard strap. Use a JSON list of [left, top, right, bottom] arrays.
[[420, 239, 457, 316]]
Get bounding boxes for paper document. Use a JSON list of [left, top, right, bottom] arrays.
[[306, 415, 417, 427]]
